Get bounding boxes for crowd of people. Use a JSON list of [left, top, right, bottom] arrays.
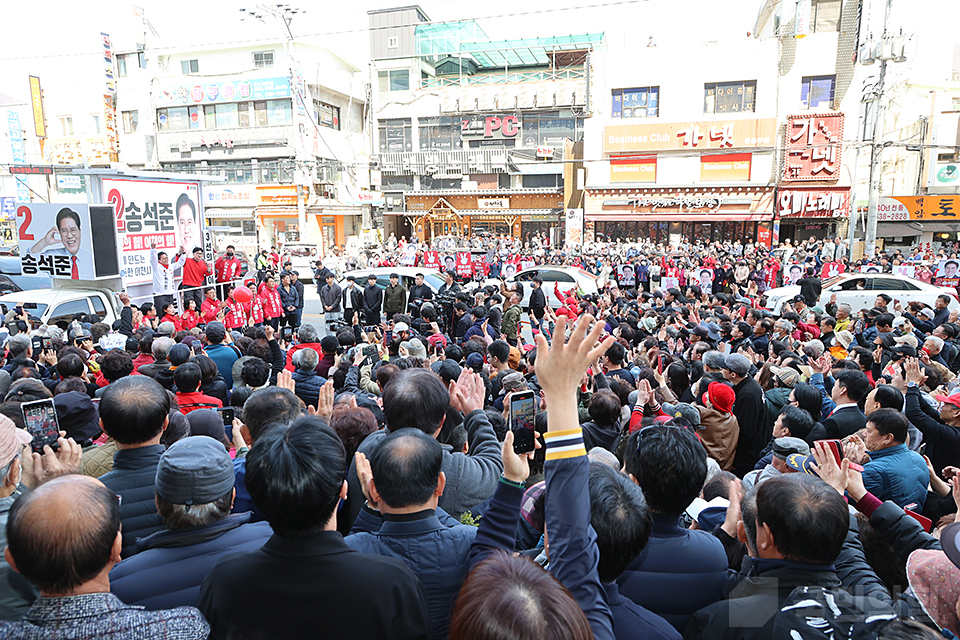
[[3, 230, 960, 639]]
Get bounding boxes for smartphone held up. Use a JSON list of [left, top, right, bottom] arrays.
[[509, 390, 537, 454]]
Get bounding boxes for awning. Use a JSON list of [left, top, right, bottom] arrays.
[[586, 212, 772, 222], [205, 207, 254, 220]]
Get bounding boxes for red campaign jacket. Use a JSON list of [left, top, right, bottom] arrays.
[[258, 283, 283, 319], [182, 257, 212, 288], [201, 298, 220, 325], [160, 313, 184, 332], [223, 297, 247, 330], [176, 391, 223, 414], [215, 256, 243, 283], [245, 295, 264, 325], [181, 310, 202, 331]]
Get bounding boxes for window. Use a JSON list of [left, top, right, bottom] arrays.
[[872, 278, 920, 291], [138, 51, 146, 69], [121, 110, 139, 134], [209, 161, 254, 184], [117, 55, 127, 77], [704, 80, 756, 114], [181, 59, 199, 74], [522, 174, 563, 189], [381, 174, 414, 190], [520, 112, 578, 147], [253, 51, 274, 68], [314, 101, 340, 130], [800, 75, 836, 109], [266, 99, 291, 125], [49, 299, 91, 327], [237, 102, 252, 127], [418, 116, 460, 150], [611, 87, 660, 118], [539, 270, 576, 283], [810, 0, 841, 32], [60, 116, 73, 136], [90, 115, 101, 135], [90, 296, 107, 318], [378, 118, 413, 152], [388, 36, 399, 48], [378, 69, 410, 92], [157, 107, 190, 131], [215, 103, 239, 128]]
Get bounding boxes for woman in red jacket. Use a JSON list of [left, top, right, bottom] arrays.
[[181, 299, 202, 331], [222, 284, 247, 331], [200, 287, 221, 325], [258, 276, 283, 330], [160, 302, 184, 332]]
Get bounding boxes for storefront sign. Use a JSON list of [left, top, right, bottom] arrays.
[[256, 185, 298, 206], [783, 113, 844, 181], [931, 161, 960, 187], [101, 33, 115, 94], [204, 185, 257, 207], [28, 76, 45, 138], [610, 156, 656, 183], [103, 178, 203, 285], [536, 146, 555, 158], [777, 187, 850, 218], [634, 196, 723, 211], [7, 165, 53, 175], [56, 175, 85, 193], [565, 208, 583, 246], [876, 195, 960, 221], [603, 118, 776, 153], [156, 77, 291, 107], [478, 198, 510, 209], [0, 198, 16, 220], [700, 153, 751, 181], [461, 115, 520, 140]]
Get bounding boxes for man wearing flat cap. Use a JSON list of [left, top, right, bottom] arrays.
[[110, 436, 272, 610], [721, 353, 766, 477]]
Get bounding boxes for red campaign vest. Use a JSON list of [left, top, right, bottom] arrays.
[[258, 284, 282, 319], [216, 256, 242, 283], [245, 296, 264, 325], [181, 310, 201, 330], [161, 313, 184, 332], [201, 299, 220, 324], [223, 297, 247, 329]]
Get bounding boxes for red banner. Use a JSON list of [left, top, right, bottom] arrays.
[[821, 261, 846, 279], [423, 251, 440, 271], [455, 251, 473, 278]]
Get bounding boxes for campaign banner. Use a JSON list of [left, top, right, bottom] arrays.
[[520, 260, 535, 272], [660, 276, 681, 291], [423, 251, 441, 271], [616, 264, 637, 287], [399, 244, 417, 267], [473, 254, 489, 277], [934, 259, 960, 288], [821, 262, 846, 279], [893, 264, 916, 278], [17, 203, 97, 279], [695, 267, 714, 289], [103, 178, 202, 285], [502, 260, 520, 279], [782, 263, 804, 285], [859, 264, 882, 274], [455, 251, 473, 278]]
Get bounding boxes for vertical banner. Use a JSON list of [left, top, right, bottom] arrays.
[[6, 111, 31, 203], [423, 251, 440, 271], [102, 178, 202, 285], [565, 208, 583, 247], [28, 76, 45, 138], [16, 203, 97, 279], [101, 33, 115, 94], [794, 0, 811, 37], [455, 251, 473, 278]]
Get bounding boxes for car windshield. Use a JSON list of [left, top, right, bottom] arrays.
[[0, 302, 47, 318], [287, 246, 317, 258]]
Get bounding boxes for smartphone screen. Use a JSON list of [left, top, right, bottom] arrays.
[[509, 390, 537, 454], [31, 336, 43, 353], [22, 399, 59, 453], [919, 442, 927, 456], [42, 337, 52, 351], [282, 327, 293, 341], [218, 408, 235, 443]]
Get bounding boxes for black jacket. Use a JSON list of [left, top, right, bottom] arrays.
[[530, 286, 547, 317], [408, 283, 434, 302], [822, 405, 866, 440], [362, 285, 382, 313], [904, 386, 960, 479], [99, 446, 166, 558], [198, 532, 432, 640], [731, 377, 766, 477], [796, 276, 822, 307], [342, 286, 363, 312]]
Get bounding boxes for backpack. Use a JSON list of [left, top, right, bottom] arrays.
[[772, 585, 896, 640]]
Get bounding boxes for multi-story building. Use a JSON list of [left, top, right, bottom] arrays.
[[114, 39, 369, 254], [582, 0, 859, 247], [369, 6, 599, 244]]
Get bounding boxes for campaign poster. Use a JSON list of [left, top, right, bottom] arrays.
[[782, 263, 804, 285], [520, 260, 535, 272], [617, 264, 637, 287], [399, 244, 417, 266], [660, 276, 681, 291], [821, 262, 846, 279], [455, 251, 473, 278], [859, 264, 882, 274], [473, 253, 489, 277], [934, 259, 960, 288], [695, 267, 714, 289], [502, 260, 520, 279], [893, 264, 916, 278], [103, 178, 201, 285], [423, 251, 441, 271], [440, 253, 457, 273], [17, 203, 97, 279]]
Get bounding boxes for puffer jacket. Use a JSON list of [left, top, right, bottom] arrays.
[[763, 387, 791, 436], [99, 446, 166, 558], [292, 369, 326, 409], [110, 514, 273, 610], [81, 438, 118, 478], [861, 444, 929, 508]]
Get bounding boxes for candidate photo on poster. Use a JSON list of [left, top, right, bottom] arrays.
[[443, 255, 456, 272], [617, 264, 636, 287], [697, 268, 714, 289], [176, 193, 199, 251], [503, 262, 517, 279], [29, 207, 94, 279], [934, 259, 960, 287], [783, 263, 803, 285]]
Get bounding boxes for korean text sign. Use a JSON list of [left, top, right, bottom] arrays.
[[103, 178, 202, 286], [784, 114, 844, 181], [17, 203, 97, 279]]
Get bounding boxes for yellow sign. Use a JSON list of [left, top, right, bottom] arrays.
[[610, 156, 656, 183], [257, 185, 298, 206], [700, 153, 752, 181], [876, 196, 960, 221], [29, 76, 46, 138]]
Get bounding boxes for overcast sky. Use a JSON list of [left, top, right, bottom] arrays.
[[0, 0, 956, 103]]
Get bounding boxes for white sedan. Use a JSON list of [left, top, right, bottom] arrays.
[[475, 266, 600, 310], [764, 273, 960, 315]]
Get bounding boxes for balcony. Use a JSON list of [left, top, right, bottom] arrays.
[[422, 68, 586, 89]]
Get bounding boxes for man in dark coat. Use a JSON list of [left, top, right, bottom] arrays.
[[721, 354, 767, 477], [796, 267, 822, 308], [823, 369, 869, 439], [362, 274, 383, 326]]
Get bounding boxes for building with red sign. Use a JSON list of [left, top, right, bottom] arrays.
[[369, 6, 600, 243]]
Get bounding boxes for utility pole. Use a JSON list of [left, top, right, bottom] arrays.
[[863, 0, 893, 259]]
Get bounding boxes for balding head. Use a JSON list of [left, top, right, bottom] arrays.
[[6, 475, 120, 595], [368, 428, 444, 510]]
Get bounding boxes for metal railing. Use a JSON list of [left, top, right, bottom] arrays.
[[421, 68, 586, 89]]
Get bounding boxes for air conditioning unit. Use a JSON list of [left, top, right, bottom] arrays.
[[440, 89, 457, 113], [536, 83, 554, 108], [497, 87, 517, 110], [555, 81, 574, 106]]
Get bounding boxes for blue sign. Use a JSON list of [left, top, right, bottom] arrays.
[[157, 76, 292, 107], [0, 198, 14, 220]]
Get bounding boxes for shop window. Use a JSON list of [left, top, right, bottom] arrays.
[[181, 59, 199, 74], [521, 174, 563, 189], [215, 103, 239, 129], [378, 70, 410, 92], [800, 75, 836, 109], [158, 107, 189, 131], [378, 118, 413, 152], [266, 99, 291, 126], [253, 51, 274, 68], [611, 87, 659, 118], [418, 116, 460, 150], [382, 174, 414, 190], [704, 81, 756, 114], [314, 101, 340, 130]]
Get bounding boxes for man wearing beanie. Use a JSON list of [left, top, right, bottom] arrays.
[[742, 437, 809, 490], [110, 436, 272, 610], [697, 381, 739, 472]]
